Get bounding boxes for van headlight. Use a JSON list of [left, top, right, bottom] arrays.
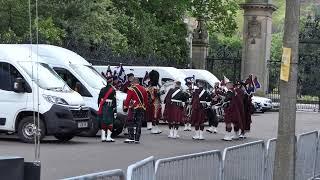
[[43, 95, 68, 105]]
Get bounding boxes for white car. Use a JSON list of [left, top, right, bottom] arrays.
[[252, 96, 273, 112]]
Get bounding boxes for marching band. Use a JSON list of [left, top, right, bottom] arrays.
[[99, 65, 260, 143]]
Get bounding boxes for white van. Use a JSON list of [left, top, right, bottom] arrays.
[[95, 66, 188, 90], [182, 69, 273, 112], [181, 69, 220, 91], [0, 45, 89, 143], [22, 44, 126, 137]]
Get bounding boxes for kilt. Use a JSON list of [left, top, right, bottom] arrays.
[[224, 98, 241, 125], [191, 106, 207, 126], [97, 104, 114, 127], [167, 104, 184, 123]]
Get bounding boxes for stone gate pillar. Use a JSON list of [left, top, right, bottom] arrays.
[[192, 17, 209, 69], [240, 0, 277, 96]]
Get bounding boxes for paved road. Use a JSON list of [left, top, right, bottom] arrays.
[[0, 112, 319, 179]]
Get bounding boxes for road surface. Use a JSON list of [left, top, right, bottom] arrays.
[[0, 111, 319, 179]]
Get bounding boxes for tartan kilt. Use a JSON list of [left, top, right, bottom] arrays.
[[167, 104, 184, 123], [97, 104, 114, 126], [191, 107, 206, 126]]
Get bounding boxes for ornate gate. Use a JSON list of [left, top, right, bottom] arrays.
[[206, 45, 242, 82], [268, 15, 320, 111]]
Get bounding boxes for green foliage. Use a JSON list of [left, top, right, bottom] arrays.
[[270, 33, 283, 61], [190, 0, 239, 36], [0, 0, 240, 63]]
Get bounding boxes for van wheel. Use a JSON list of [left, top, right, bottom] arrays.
[[18, 116, 46, 143], [54, 134, 75, 142]]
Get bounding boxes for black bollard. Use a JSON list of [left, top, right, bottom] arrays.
[[24, 162, 41, 180], [0, 156, 24, 180]]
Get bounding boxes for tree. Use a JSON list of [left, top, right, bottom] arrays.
[[190, 0, 239, 36], [273, 0, 300, 179]]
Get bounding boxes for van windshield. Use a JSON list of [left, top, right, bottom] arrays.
[[71, 64, 106, 90], [19, 62, 70, 91]]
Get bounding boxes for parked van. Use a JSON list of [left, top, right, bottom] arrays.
[[0, 45, 89, 143], [181, 69, 220, 90], [22, 44, 126, 137], [95, 66, 188, 90]]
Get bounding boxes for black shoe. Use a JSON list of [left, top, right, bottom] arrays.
[[124, 139, 135, 143], [206, 129, 213, 133], [134, 141, 140, 144]]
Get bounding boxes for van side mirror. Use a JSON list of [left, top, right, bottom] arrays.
[[13, 77, 25, 93]]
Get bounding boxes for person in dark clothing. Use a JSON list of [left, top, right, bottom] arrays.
[[206, 82, 223, 134], [97, 75, 117, 142], [123, 78, 149, 144], [191, 80, 212, 140], [164, 81, 188, 139]]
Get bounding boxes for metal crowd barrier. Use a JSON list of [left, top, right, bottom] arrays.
[[264, 138, 277, 180], [127, 156, 155, 180], [62, 169, 125, 180], [61, 130, 320, 180], [222, 140, 265, 180], [295, 131, 318, 180], [155, 150, 222, 180]]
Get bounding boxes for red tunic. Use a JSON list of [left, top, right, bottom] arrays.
[[123, 84, 149, 122]]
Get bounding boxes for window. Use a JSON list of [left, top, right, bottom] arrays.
[[53, 67, 92, 97], [0, 62, 28, 91]]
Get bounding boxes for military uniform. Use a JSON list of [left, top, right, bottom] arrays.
[[165, 85, 188, 138], [183, 85, 193, 131], [146, 85, 162, 133], [123, 83, 148, 143], [206, 85, 223, 134], [222, 84, 242, 141], [191, 84, 211, 140], [97, 82, 117, 142]]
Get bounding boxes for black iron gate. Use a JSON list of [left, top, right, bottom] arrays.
[[268, 15, 320, 111], [206, 45, 242, 82]]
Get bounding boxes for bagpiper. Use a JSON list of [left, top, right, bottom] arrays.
[[97, 68, 117, 142], [191, 80, 211, 140], [183, 76, 194, 131], [206, 82, 222, 134], [222, 80, 242, 141], [123, 78, 149, 144], [164, 81, 188, 138], [146, 70, 162, 134], [240, 74, 260, 138]]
